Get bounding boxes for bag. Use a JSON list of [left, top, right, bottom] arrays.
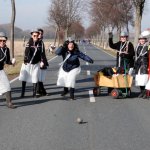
[[135, 74, 148, 86], [135, 66, 148, 86]]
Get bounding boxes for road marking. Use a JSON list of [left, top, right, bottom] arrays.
[[10, 77, 19, 83], [48, 56, 57, 62], [83, 44, 96, 103], [10, 56, 58, 83], [89, 90, 96, 102], [87, 70, 91, 75]]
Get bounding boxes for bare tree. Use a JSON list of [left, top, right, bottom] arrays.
[[48, 0, 82, 42], [10, 0, 16, 58], [132, 0, 146, 46], [68, 21, 85, 39], [90, 0, 133, 33]]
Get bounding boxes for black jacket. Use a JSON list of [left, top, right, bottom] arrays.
[[40, 40, 49, 69], [109, 38, 135, 68], [134, 44, 148, 74], [24, 38, 44, 64], [55, 46, 94, 72], [0, 46, 12, 70]]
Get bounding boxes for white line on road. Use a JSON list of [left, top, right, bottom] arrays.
[[48, 56, 58, 62], [89, 90, 96, 102], [10, 56, 58, 84], [87, 70, 91, 76], [83, 44, 96, 103]]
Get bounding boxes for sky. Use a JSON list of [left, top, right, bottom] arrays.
[[0, 0, 150, 31]]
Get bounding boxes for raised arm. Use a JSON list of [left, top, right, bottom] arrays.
[[77, 51, 94, 64]]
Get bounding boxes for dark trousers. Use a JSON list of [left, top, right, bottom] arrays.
[[62, 87, 74, 99], [4, 91, 12, 104], [36, 82, 47, 95], [21, 81, 37, 97]]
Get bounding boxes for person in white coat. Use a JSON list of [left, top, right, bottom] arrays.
[[0, 32, 16, 108]]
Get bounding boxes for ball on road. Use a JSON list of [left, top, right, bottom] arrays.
[[76, 117, 83, 124]]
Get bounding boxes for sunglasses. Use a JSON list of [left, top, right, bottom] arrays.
[[33, 34, 39, 37], [120, 36, 127, 38], [0, 40, 6, 43]]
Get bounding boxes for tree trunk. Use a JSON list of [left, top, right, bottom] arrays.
[[134, 7, 142, 47], [10, 0, 16, 58], [64, 27, 68, 40], [57, 29, 60, 47], [54, 27, 58, 46]]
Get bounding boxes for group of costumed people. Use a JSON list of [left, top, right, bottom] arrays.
[[1, 28, 150, 109], [0, 30, 94, 108], [108, 30, 150, 99]]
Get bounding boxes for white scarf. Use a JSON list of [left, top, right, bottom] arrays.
[[59, 52, 71, 66], [0, 47, 7, 62]]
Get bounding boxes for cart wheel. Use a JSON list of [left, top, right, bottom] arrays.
[[93, 87, 100, 96], [111, 89, 120, 99]]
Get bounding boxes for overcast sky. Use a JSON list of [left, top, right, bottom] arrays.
[[0, 0, 150, 31]]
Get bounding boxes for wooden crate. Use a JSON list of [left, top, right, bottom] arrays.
[[94, 72, 133, 88]]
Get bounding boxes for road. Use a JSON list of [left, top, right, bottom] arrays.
[[1, 43, 150, 150]]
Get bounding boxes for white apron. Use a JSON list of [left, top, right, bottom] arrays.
[[57, 66, 81, 88], [0, 70, 11, 95], [38, 69, 47, 82], [19, 63, 40, 83], [19, 47, 40, 83]]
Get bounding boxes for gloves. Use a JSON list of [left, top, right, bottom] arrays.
[[11, 58, 16, 65], [40, 62, 44, 68], [89, 59, 94, 64], [108, 32, 113, 38], [119, 53, 125, 57]]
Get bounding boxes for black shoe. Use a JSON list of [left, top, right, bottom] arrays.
[[70, 98, 76, 100], [138, 93, 144, 98], [7, 103, 17, 109], [70, 96, 76, 100], [36, 93, 41, 97], [143, 93, 148, 99], [61, 91, 68, 96], [20, 94, 24, 98]]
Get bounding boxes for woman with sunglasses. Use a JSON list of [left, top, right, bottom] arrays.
[[0, 32, 16, 108], [56, 38, 94, 100], [19, 29, 45, 98]]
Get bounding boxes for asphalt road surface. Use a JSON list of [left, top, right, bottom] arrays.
[[1, 43, 150, 150]]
